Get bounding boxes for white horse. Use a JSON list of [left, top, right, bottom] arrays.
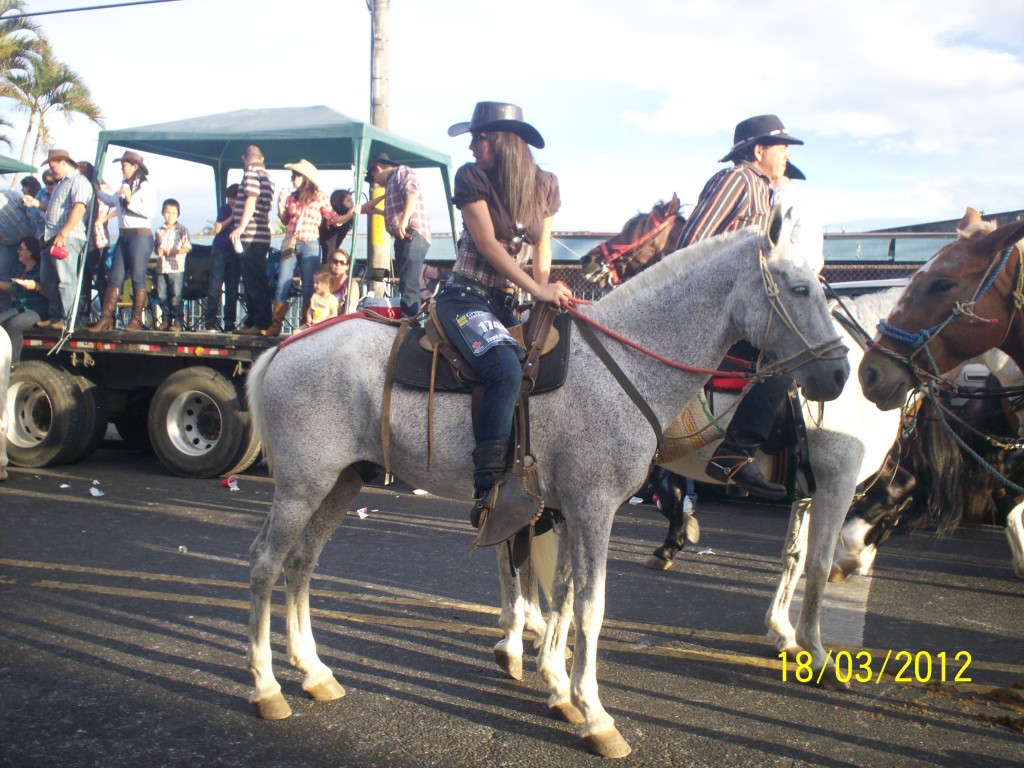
[[244, 209, 849, 759], [0, 326, 10, 481], [496, 288, 907, 692], [834, 348, 1024, 580]]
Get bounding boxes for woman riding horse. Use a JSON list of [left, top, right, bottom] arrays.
[[438, 102, 574, 527]]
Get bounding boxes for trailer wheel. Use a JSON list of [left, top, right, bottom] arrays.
[[148, 367, 251, 478], [66, 375, 109, 463], [5, 362, 86, 467]]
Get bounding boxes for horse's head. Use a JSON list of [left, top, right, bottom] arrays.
[[741, 205, 850, 402], [580, 194, 683, 289], [860, 208, 1024, 410]]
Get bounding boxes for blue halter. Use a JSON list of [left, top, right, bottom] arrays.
[[876, 246, 1014, 354]]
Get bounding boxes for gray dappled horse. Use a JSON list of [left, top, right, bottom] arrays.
[[0, 327, 10, 480], [244, 207, 848, 758]]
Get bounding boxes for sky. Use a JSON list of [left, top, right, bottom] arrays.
[[3, 0, 1023, 237]]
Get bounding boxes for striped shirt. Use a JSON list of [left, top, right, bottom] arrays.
[[43, 169, 94, 242], [677, 162, 771, 247], [281, 189, 340, 242], [154, 221, 191, 274], [383, 165, 430, 243], [234, 162, 275, 245], [0, 190, 32, 245]]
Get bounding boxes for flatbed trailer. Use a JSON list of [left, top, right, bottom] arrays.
[[9, 327, 275, 478]]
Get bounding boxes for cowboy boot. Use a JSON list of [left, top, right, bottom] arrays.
[[260, 302, 290, 337], [470, 440, 509, 528], [86, 286, 121, 332], [124, 289, 149, 331], [705, 432, 788, 499]]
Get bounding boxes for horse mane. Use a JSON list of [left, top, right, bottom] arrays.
[[836, 287, 905, 330], [957, 219, 997, 238], [594, 228, 753, 312]]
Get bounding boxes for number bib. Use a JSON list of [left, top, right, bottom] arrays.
[[455, 310, 518, 356]]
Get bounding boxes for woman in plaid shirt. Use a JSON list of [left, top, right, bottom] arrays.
[[273, 159, 350, 334], [437, 102, 574, 528]]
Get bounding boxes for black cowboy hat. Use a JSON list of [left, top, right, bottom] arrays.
[[719, 114, 803, 163], [448, 101, 545, 149], [784, 161, 806, 180], [364, 152, 400, 183]]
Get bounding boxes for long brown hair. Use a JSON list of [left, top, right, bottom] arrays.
[[487, 131, 542, 228], [294, 174, 321, 208]]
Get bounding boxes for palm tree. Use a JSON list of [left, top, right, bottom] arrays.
[[0, 0, 42, 148], [7, 43, 103, 167]]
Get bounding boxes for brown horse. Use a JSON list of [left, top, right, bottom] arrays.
[[579, 194, 686, 288], [861, 208, 1024, 410]]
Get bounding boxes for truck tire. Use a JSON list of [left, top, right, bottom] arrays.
[[148, 367, 252, 478], [5, 361, 86, 467], [66, 375, 109, 463]]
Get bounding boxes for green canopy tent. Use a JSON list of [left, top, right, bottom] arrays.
[[0, 154, 38, 173], [94, 105, 457, 262]]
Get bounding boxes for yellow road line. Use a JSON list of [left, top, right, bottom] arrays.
[[5, 559, 1022, 689]]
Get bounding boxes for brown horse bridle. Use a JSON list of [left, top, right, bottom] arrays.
[[596, 208, 678, 286]]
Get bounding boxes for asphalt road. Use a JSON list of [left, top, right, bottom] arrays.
[[1, 446, 1022, 768]]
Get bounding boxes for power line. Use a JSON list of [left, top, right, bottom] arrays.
[[6, 0, 182, 19]]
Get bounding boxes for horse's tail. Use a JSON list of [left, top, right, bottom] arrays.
[[531, 529, 558, 605], [246, 345, 281, 476]]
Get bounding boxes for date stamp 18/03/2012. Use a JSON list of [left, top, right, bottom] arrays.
[[780, 649, 973, 685]]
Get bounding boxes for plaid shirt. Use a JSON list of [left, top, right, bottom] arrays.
[[677, 162, 771, 247], [43, 169, 93, 242], [281, 189, 340, 242], [234, 163, 275, 245], [0, 189, 32, 246], [383, 165, 430, 242], [154, 221, 191, 274]]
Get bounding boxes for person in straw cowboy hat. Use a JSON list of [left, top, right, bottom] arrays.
[[438, 101, 574, 529], [269, 158, 352, 336], [674, 114, 806, 499], [88, 149, 156, 332]]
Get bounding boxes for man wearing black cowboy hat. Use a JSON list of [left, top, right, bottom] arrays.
[[676, 114, 805, 499], [360, 152, 431, 317]]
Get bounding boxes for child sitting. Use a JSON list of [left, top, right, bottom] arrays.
[[153, 198, 191, 331], [293, 268, 338, 334]]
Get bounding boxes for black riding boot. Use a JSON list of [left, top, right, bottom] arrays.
[[471, 440, 509, 528], [706, 432, 788, 499]]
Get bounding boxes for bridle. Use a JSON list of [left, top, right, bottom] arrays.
[[569, 234, 848, 453], [874, 244, 1024, 384], [594, 208, 678, 286]]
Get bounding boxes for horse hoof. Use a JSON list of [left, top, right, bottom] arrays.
[[644, 555, 673, 571], [305, 676, 346, 702], [817, 666, 852, 692], [685, 514, 700, 544], [549, 701, 584, 725], [495, 648, 523, 681], [583, 728, 632, 759], [251, 693, 292, 720], [828, 564, 848, 583]]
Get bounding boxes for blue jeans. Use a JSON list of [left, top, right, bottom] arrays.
[[0, 242, 17, 313], [40, 236, 86, 321], [394, 230, 430, 317], [206, 245, 241, 330], [107, 233, 154, 293], [156, 271, 184, 324], [239, 241, 271, 329], [274, 239, 320, 305], [0, 307, 41, 364], [435, 283, 522, 444]]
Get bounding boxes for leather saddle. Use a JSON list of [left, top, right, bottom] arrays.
[[391, 305, 572, 395]]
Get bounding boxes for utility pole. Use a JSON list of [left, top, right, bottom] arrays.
[[366, 0, 390, 287]]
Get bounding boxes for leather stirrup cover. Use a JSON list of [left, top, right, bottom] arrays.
[[474, 463, 544, 548]]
